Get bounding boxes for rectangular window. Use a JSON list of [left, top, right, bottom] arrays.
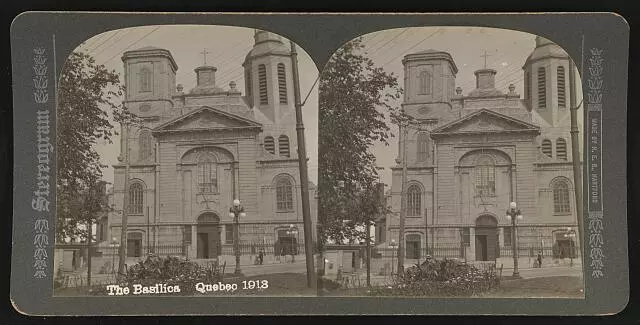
[[225, 225, 234, 244], [183, 225, 192, 244], [503, 227, 512, 246], [406, 234, 421, 259], [462, 228, 470, 247]]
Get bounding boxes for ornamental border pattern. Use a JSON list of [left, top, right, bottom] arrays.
[[32, 46, 51, 279], [587, 48, 604, 279]]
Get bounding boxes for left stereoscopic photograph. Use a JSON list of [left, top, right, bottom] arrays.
[[52, 25, 320, 297]]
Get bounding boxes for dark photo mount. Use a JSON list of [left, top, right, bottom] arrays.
[[7, 11, 630, 317]]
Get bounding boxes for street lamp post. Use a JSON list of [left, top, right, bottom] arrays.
[[229, 199, 246, 275], [565, 227, 577, 267], [287, 224, 298, 263], [505, 202, 523, 278], [110, 237, 119, 274], [389, 239, 398, 276]]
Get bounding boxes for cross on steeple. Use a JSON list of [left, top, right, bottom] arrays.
[[200, 49, 211, 65], [481, 50, 491, 69]]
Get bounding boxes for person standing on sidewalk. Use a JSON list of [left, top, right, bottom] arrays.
[[258, 249, 264, 265], [537, 251, 543, 268]]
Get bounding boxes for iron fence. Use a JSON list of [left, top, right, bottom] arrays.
[[498, 244, 577, 258], [221, 241, 310, 256], [93, 244, 187, 258], [373, 243, 465, 260]]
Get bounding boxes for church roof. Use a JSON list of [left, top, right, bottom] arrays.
[[524, 36, 569, 66], [188, 84, 227, 95], [152, 105, 262, 133], [413, 49, 440, 54], [431, 108, 540, 137], [134, 46, 164, 51], [402, 49, 458, 74], [121, 46, 178, 71]]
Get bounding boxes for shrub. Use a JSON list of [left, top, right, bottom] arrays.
[[368, 258, 499, 297], [90, 254, 223, 296]]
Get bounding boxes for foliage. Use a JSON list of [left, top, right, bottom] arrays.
[[318, 37, 404, 244], [90, 255, 223, 296], [368, 258, 500, 297], [56, 51, 137, 242]]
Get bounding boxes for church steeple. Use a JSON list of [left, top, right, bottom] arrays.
[[522, 36, 570, 126], [242, 30, 293, 123], [242, 30, 298, 158]]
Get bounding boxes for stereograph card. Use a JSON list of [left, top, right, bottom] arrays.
[[9, 12, 629, 315]]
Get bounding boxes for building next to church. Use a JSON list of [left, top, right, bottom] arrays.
[[383, 36, 583, 263], [104, 30, 317, 261]]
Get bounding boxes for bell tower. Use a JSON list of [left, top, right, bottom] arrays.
[[242, 30, 297, 158], [121, 46, 178, 118], [522, 36, 570, 126]]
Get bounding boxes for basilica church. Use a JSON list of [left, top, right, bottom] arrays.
[[383, 36, 583, 262], [104, 30, 316, 260]]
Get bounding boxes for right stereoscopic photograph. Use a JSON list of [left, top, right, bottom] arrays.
[[317, 26, 585, 298]]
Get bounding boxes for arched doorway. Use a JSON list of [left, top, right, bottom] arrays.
[[475, 215, 498, 261], [197, 213, 221, 259]]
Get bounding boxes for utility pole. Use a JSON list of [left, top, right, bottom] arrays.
[[290, 40, 316, 288], [569, 58, 584, 259], [397, 121, 409, 274], [117, 124, 130, 278], [86, 216, 92, 288], [424, 207, 429, 262]]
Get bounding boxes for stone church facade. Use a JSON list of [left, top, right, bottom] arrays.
[[106, 30, 317, 260], [385, 36, 583, 262]]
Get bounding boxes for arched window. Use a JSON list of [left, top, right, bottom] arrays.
[[258, 64, 268, 105], [417, 132, 429, 162], [129, 183, 143, 214], [557, 66, 566, 108], [138, 129, 153, 161], [276, 177, 293, 211], [407, 185, 421, 216], [542, 139, 553, 158], [279, 135, 290, 157], [537, 67, 546, 108], [475, 156, 495, 196], [139, 67, 152, 93], [552, 179, 571, 214], [264, 136, 275, 154], [418, 70, 432, 95], [556, 138, 567, 160], [277, 63, 288, 104], [197, 153, 217, 193]]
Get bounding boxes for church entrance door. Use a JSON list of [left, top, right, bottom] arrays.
[[475, 215, 498, 261], [196, 213, 221, 259]]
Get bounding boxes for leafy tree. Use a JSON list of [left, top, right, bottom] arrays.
[[318, 37, 403, 244], [55, 51, 136, 242]]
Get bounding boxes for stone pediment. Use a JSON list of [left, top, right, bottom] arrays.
[[431, 109, 539, 137], [153, 106, 262, 133]]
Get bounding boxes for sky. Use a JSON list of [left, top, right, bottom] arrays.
[[74, 25, 319, 186], [351, 26, 582, 186]]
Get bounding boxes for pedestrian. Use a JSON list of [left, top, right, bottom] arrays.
[[537, 251, 543, 268], [258, 248, 264, 265], [280, 247, 285, 263]]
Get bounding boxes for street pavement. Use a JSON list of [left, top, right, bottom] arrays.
[[502, 265, 583, 279], [234, 260, 308, 277]]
